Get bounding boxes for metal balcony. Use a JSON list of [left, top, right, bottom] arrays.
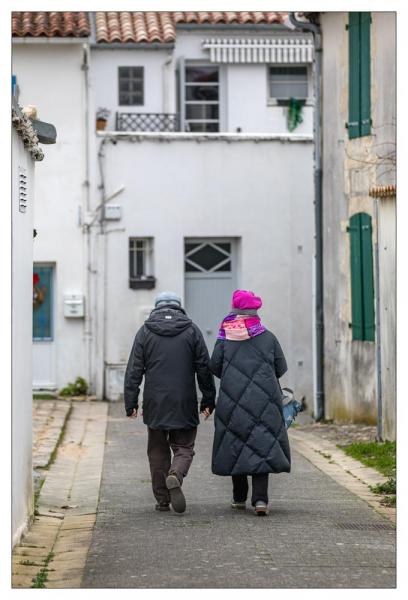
[[116, 112, 180, 132]]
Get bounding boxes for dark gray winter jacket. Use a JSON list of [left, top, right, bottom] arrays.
[[210, 330, 291, 476], [124, 305, 216, 429]]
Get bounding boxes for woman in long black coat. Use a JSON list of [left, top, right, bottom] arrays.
[[209, 289, 291, 515]]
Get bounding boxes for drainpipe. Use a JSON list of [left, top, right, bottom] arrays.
[[374, 198, 383, 441], [81, 43, 93, 394], [97, 138, 107, 400], [289, 13, 324, 420]]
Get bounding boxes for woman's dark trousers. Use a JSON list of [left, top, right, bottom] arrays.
[[147, 427, 197, 504], [232, 474, 269, 506]]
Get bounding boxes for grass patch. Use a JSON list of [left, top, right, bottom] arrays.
[[33, 394, 56, 400], [30, 552, 54, 588], [45, 402, 73, 470], [370, 478, 396, 495], [339, 441, 396, 477]]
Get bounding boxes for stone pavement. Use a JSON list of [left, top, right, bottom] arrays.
[[32, 399, 72, 469], [82, 402, 396, 589], [12, 401, 108, 588]]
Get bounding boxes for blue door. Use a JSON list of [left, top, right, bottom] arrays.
[[33, 266, 53, 341]]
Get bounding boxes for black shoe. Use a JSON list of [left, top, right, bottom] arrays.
[[155, 502, 170, 512], [166, 474, 186, 514]]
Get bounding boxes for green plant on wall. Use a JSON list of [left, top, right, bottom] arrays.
[[287, 97, 304, 132], [59, 376, 88, 397]]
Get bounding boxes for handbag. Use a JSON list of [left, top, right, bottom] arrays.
[[281, 387, 305, 429]]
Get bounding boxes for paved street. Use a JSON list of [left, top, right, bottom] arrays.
[[82, 402, 396, 589]]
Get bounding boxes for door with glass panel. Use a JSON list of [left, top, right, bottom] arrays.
[[33, 264, 56, 389], [184, 239, 237, 354]]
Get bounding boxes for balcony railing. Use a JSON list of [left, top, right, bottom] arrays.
[[116, 112, 180, 132]]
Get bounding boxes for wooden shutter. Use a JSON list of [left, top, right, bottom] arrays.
[[360, 213, 375, 340], [359, 12, 372, 136], [348, 13, 361, 139], [348, 212, 375, 341], [349, 213, 364, 339]]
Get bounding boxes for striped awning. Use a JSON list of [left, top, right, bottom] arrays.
[[202, 37, 314, 63]]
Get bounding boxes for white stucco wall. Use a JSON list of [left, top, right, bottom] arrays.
[[12, 129, 35, 547], [91, 29, 313, 135], [91, 48, 173, 130], [12, 42, 88, 392], [95, 135, 314, 404]]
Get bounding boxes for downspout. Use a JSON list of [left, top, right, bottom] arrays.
[[97, 138, 107, 399], [289, 13, 324, 420], [81, 43, 93, 394], [374, 198, 383, 441]]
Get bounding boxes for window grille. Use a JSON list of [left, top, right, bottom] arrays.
[[116, 113, 179, 132], [184, 65, 219, 132], [129, 238, 155, 289], [185, 241, 231, 273], [118, 66, 144, 106]]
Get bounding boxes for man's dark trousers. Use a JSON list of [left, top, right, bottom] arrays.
[[147, 427, 197, 504]]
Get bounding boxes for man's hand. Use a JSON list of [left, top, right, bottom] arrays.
[[128, 408, 138, 418], [200, 408, 211, 420]]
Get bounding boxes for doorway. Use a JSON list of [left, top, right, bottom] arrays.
[[184, 238, 237, 353]]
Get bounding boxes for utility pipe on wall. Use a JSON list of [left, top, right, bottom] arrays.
[[289, 12, 325, 420]]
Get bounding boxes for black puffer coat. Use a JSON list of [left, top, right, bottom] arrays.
[[124, 305, 216, 430], [210, 330, 291, 476]]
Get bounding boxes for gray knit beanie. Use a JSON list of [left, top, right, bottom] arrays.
[[154, 291, 182, 308]]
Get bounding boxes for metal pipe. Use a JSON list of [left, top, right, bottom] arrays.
[[81, 43, 93, 394], [289, 12, 325, 420], [374, 198, 383, 440]]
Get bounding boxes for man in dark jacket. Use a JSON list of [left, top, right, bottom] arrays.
[[124, 291, 216, 514]]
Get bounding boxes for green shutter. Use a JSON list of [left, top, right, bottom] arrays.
[[349, 212, 375, 341], [348, 13, 361, 139], [359, 12, 371, 136], [349, 213, 364, 339], [360, 213, 375, 340]]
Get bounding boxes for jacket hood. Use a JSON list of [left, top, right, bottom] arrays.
[[144, 306, 193, 337]]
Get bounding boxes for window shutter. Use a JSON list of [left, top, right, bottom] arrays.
[[348, 12, 361, 139], [359, 12, 371, 136], [349, 213, 364, 339], [360, 213, 375, 340]]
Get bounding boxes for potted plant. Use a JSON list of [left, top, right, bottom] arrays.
[[96, 107, 110, 131]]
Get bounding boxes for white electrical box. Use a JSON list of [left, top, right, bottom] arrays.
[[104, 204, 122, 220], [63, 294, 85, 318]]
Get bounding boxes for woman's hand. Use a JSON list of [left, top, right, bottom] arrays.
[[128, 408, 138, 418]]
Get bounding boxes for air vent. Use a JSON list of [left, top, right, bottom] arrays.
[[18, 167, 28, 213]]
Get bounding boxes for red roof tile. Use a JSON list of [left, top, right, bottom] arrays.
[[12, 11, 288, 43], [12, 12, 90, 38], [95, 11, 288, 43]]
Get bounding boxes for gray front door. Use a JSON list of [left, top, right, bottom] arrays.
[[185, 239, 237, 354]]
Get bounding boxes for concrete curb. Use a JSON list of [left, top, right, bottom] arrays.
[[289, 429, 396, 524], [12, 401, 109, 588]]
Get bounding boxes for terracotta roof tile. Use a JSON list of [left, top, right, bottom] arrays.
[[12, 11, 288, 43], [12, 11, 90, 38], [94, 11, 288, 44]]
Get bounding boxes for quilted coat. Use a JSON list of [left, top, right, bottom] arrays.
[[209, 330, 291, 476]]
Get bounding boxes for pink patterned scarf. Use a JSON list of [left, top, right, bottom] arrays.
[[217, 313, 266, 341]]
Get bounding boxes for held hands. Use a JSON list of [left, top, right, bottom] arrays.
[[128, 408, 138, 418], [200, 408, 211, 420]]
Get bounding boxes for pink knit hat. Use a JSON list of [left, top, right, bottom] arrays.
[[231, 289, 262, 310]]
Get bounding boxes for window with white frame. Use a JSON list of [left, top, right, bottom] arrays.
[[268, 66, 308, 104], [118, 66, 144, 106], [129, 238, 155, 289], [185, 65, 219, 132]]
